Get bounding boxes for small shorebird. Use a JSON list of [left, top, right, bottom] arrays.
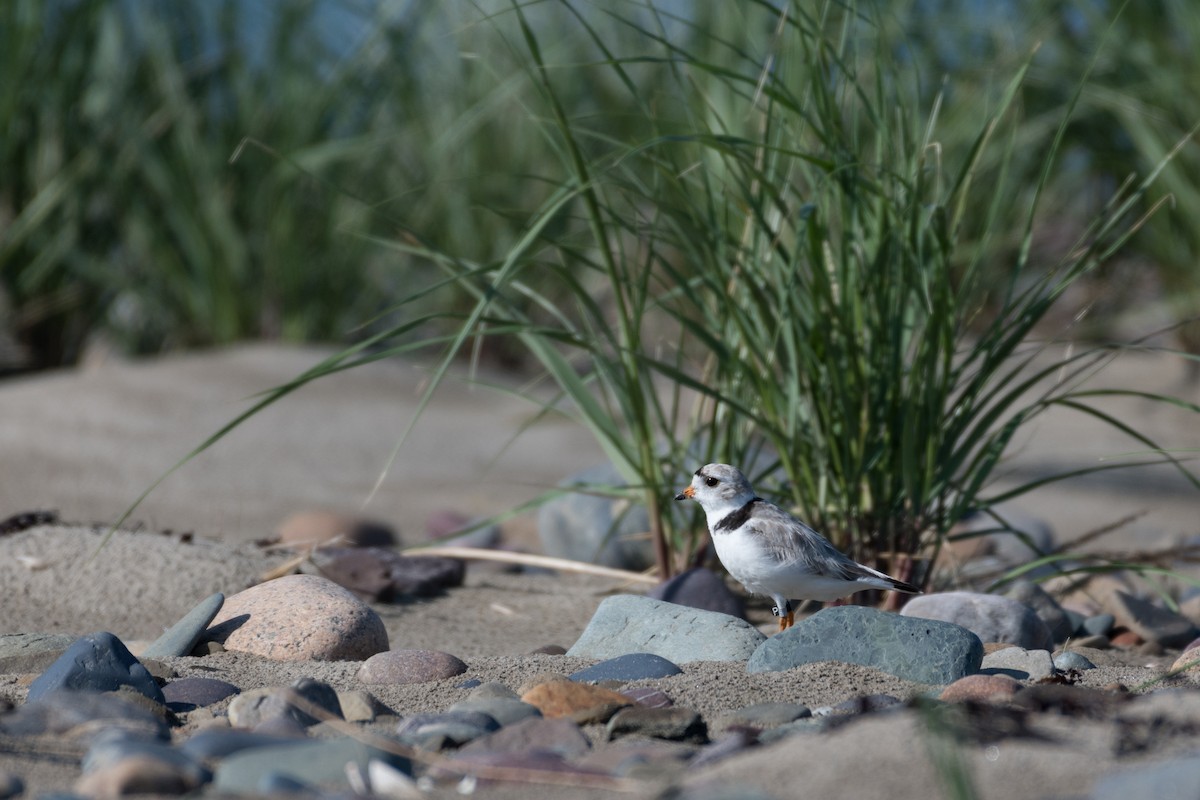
[[675, 463, 920, 631]]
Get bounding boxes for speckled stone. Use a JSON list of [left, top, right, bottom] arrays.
[[356, 649, 468, 684], [206, 575, 388, 662]]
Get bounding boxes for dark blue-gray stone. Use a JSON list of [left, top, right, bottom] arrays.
[[570, 653, 682, 683], [647, 568, 746, 620], [28, 632, 164, 704], [213, 738, 412, 794], [747, 605, 983, 684], [142, 593, 224, 659], [567, 595, 765, 663], [161, 677, 240, 712]]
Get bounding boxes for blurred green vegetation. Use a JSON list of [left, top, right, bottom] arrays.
[[2, 0, 1198, 373]]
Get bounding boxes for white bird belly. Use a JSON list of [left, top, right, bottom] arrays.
[[711, 527, 875, 602]]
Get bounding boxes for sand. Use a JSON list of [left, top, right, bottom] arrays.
[[2, 343, 1200, 798]]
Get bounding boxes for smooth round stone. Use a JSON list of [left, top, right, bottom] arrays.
[[940, 674, 1023, 703], [569, 653, 682, 683], [1082, 613, 1115, 637], [161, 677, 240, 712], [467, 681, 519, 700], [276, 510, 396, 548], [981, 647, 1055, 681], [207, 575, 388, 662], [457, 716, 590, 758], [901, 592, 1053, 651], [356, 649, 468, 685], [1053, 651, 1097, 671], [28, 632, 164, 704], [179, 730, 306, 761], [227, 679, 342, 728]]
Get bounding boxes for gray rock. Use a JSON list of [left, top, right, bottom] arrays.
[[717, 702, 811, 729], [606, 707, 708, 743], [214, 738, 412, 794], [1091, 754, 1200, 800], [1108, 591, 1197, 649], [567, 595, 766, 663], [0, 633, 75, 674], [647, 568, 746, 620], [570, 653, 682, 683], [749, 605, 983, 685], [1063, 608, 1087, 636], [0, 771, 22, 800], [467, 681, 519, 700], [357, 649, 468, 684], [142, 592, 224, 659], [317, 548, 465, 602], [980, 647, 1055, 681], [28, 632, 164, 704], [227, 678, 342, 729], [82, 732, 209, 786], [395, 711, 500, 749], [1082, 613, 1115, 637], [449, 698, 542, 727], [901, 592, 1053, 651], [336, 689, 393, 723], [1004, 581, 1073, 643], [0, 691, 168, 739], [458, 716, 590, 758], [179, 729, 305, 761], [161, 677, 240, 712], [1053, 651, 1097, 671], [537, 463, 655, 570]]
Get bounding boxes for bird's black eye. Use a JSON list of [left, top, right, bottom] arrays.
[[704, 477, 719, 487]]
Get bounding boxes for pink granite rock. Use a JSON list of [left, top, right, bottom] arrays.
[[207, 575, 388, 661]]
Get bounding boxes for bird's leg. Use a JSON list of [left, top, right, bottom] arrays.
[[773, 599, 794, 632]]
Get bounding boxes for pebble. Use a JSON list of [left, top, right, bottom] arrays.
[[717, 702, 811, 729], [467, 681, 519, 700], [0, 690, 168, 739], [1107, 591, 1197, 649], [142, 592, 224, 659], [1090, 753, 1200, 800], [28, 632, 164, 704], [530, 644, 567, 655], [749, 605, 983, 684], [448, 697, 542, 727], [206, 574, 389, 661], [161, 677, 240, 712], [1004, 580, 1073, 643], [75, 754, 207, 797], [317, 547, 465, 602], [901, 591, 1053, 651], [356, 649, 468, 684], [536, 463, 656, 570], [1053, 651, 1098, 672], [336, 689, 392, 722], [567, 595, 766, 663], [458, 716, 591, 758], [395, 710, 500, 749], [570, 653, 682, 683], [0, 632, 75, 674], [520, 679, 633, 722], [606, 706, 708, 743], [940, 674, 1023, 703], [647, 568, 746, 619], [622, 687, 674, 708], [1082, 613, 1116, 637], [82, 731, 209, 782], [276, 509, 396, 548], [227, 678, 343, 728], [213, 737, 413, 795], [981, 647, 1055, 681], [0, 772, 21, 800]]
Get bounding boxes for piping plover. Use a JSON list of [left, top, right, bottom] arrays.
[[675, 463, 920, 631]]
